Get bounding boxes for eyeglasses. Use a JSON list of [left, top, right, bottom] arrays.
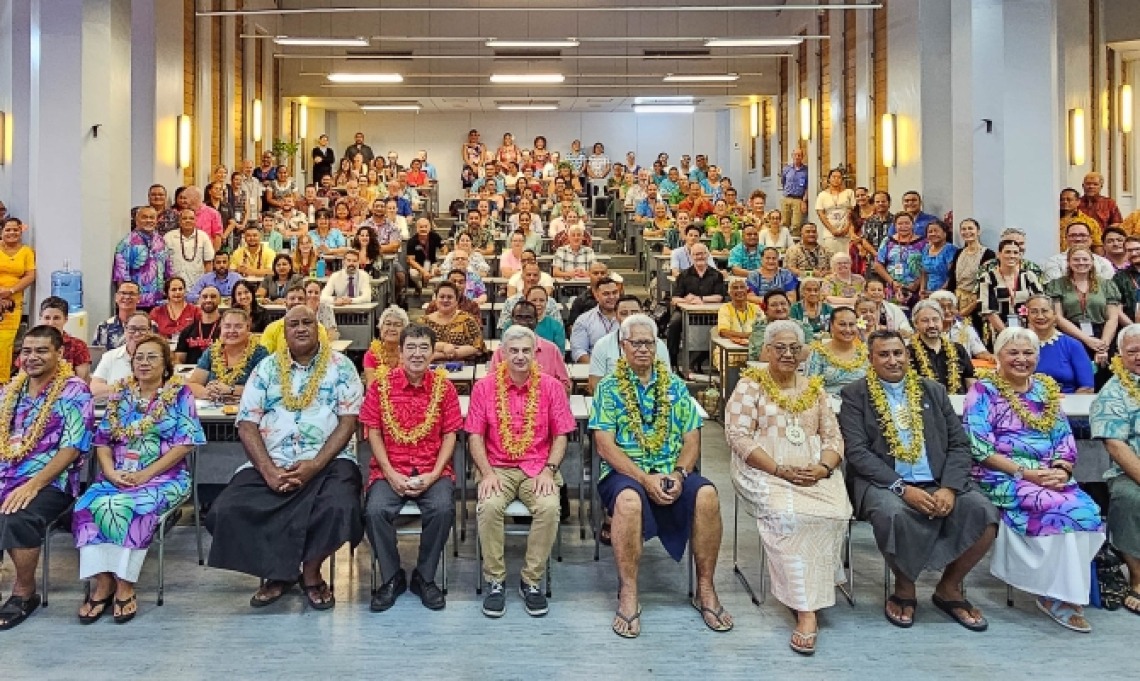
[[623, 339, 655, 349], [118, 291, 140, 298], [133, 353, 163, 364], [125, 325, 150, 334], [768, 344, 803, 356]]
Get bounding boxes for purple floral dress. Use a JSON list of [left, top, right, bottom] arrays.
[[73, 384, 205, 550], [962, 377, 1103, 536]]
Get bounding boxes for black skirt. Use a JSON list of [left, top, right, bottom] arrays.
[[206, 459, 363, 581], [0, 486, 72, 551]]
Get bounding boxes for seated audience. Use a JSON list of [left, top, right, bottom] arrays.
[[748, 290, 815, 361], [488, 301, 570, 392], [824, 252, 865, 306], [590, 314, 732, 638], [35, 297, 93, 382], [422, 282, 484, 363], [320, 251, 372, 305], [149, 276, 200, 339], [186, 308, 270, 403], [727, 224, 763, 277], [979, 239, 1045, 337], [784, 223, 832, 278], [257, 254, 303, 302], [839, 330, 998, 631], [589, 296, 670, 393], [570, 277, 622, 365], [173, 286, 222, 365], [1043, 221, 1116, 282], [928, 291, 994, 363], [552, 226, 597, 280], [716, 278, 762, 344], [259, 284, 331, 355], [231, 225, 276, 278], [805, 306, 868, 396], [745, 247, 797, 304], [1022, 293, 1094, 393], [789, 277, 833, 335], [964, 328, 1105, 633], [363, 306, 410, 386], [91, 312, 155, 400], [94, 282, 143, 351], [907, 300, 976, 394], [1046, 245, 1121, 386], [188, 253, 242, 303], [726, 321, 851, 654]]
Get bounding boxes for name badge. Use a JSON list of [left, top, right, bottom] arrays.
[[1080, 321, 1095, 337], [1006, 315, 1022, 329], [124, 447, 142, 473]]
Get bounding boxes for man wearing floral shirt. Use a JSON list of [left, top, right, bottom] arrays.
[[112, 206, 173, 310]]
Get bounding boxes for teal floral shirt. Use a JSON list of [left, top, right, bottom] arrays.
[[0, 377, 94, 498], [589, 365, 701, 479], [1091, 373, 1140, 479], [236, 347, 364, 470]]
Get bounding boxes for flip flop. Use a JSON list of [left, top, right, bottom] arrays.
[[302, 580, 336, 611], [691, 598, 733, 632], [789, 629, 818, 656], [612, 604, 642, 639], [1124, 590, 1140, 616], [78, 593, 114, 625], [249, 580, 296, 608], [884, 594, 916, 628], [932, 593, 988, 632], [113, 594, 138, 625], [0, 593, 41, 631], [1035, 597, 1091, 633]]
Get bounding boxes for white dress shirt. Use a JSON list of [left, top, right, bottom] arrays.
[[321, 268, 372, 304]]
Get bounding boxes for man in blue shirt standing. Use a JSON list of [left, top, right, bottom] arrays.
[[888, 191, 939, 240], [779, 147, 810, 238]]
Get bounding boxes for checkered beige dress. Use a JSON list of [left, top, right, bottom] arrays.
[[725, 375, 853, 611]]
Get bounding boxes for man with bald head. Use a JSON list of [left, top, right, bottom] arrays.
[[1079, 171, 1124, 232], [183, 185, 224, 251], [208, 303, 365, 612], [666, 242, 725, 371], [112, 206, 173, 310]]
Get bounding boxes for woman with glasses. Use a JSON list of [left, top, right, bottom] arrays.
[[90, 312, 154, 400], [726, 320, 851, 655], [73, 334, 206, 624], [363, 306, 409, 386]]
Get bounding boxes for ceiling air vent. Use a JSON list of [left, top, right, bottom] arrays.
[[493, 50, 563, 60], [642, 49, 711, 58]]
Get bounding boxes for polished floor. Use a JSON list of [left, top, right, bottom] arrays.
[[1, 422, 1135, 681]]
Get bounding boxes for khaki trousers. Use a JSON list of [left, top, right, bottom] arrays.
[[780, 196, 807, 238], [476, 466, 562, 585]]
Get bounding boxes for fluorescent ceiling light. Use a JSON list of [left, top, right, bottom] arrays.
[[327, 73, 404, 83], [704, 38, 803, 48], [497, 103, 559, 111], [634, 105, 696, 114], [633, 96, 694, 104], [275, 36, 370, 47], [663, 74, 739, 83], [486, 39, 580, 48], [360, 103, 422, 111], [490, 73, 566, 84]]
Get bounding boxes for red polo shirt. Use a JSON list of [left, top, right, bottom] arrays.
[[359, 367, 463, 485], [1079, 194, 1123, 230]]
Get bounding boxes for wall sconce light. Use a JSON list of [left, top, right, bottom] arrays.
[[1123, 84, 1133, 134], [252, 99, 263, 143], [749, 101, 759, 138], [799, 97, 812, 141], [1068, 108, 1086, 166], [298, 102, 308, 139], [177, 114, 192, 170], [0, 111, 7, 166], [881, 113, 897, 169]]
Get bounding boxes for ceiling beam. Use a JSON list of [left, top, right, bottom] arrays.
[[201, 4, 882, 17]]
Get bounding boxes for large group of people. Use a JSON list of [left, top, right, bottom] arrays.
[[0, 131, 1139, 663]]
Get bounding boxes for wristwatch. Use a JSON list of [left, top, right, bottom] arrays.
[[820, 462, 835, 478], [673, 466, 690, 479], [544, 463, 559, 474], [889, 479, 907, 497]]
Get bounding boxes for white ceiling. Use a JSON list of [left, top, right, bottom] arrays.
[[203, 1, 880, 111]]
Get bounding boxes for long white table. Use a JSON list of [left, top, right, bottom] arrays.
[[263, 302, 380, 349]]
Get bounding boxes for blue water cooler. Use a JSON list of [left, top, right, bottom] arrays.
[[51, 260, 83, 311]]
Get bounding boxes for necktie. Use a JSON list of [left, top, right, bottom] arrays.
[[347, 274, 355, 298]]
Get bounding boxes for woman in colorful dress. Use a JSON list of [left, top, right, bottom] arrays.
[[979, 238, 1043, 338], [1023, 293, 1094, 394], [423, 282, 484, 363], [717, 278, 762, 345], [186, 308, 269, 402], [363, 306, 409, 387], [73, 334, 205, 624], [805, 306, 868, 396], [815, 168, 855, 259], [918, 220, 958, 296], [824, 252, 865, 307], [945, 221, 994, 340], [726, 320, 851, 655], [790, 277, 834, 335], [962, 327, 1105, 633], [0, 217, 36, 383]]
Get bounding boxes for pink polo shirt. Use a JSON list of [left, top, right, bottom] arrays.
[[488, 337, 571, 391], [196, 205, 223, 240], [466, 369, 577, 476]]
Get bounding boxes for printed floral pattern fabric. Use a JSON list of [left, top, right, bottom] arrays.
[[1090, 373, 1140, 479], [0, 378, 94, 499], [876, 236, 925, 288], [236, 348, 364, 469], [113, 230, 173, 308], [589, 367, 701, 479], [73, 385, 205, 550], [962, 378, 1103, 537]]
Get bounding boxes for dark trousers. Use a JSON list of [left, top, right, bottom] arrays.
[[364, 477, 454, 584]]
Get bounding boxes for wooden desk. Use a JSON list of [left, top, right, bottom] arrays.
[[675, 301, 723, 376], [711, 335, 749, 414]]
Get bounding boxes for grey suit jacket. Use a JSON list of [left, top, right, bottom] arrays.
[[838, 376, 972, 508]]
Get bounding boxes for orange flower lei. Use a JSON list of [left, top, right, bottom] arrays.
[[495, 361, 540, 459]]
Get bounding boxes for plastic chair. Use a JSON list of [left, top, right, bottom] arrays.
[[475, 499, 560, 598]]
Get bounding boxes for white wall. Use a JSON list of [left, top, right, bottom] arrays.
[[329, 110, 726, 205]]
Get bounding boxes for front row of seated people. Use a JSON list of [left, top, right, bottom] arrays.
[[2, 313, 1139, 648]]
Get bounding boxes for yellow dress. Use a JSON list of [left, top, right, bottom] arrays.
[[0, 245, 35, 381]]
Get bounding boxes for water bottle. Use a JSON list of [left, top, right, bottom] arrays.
[[316, 259, 327, 278], [51, 259, 84, 311], [308, 205, 316, 224], [291, 236, 298, 253]]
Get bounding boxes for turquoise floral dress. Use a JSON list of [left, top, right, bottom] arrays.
[[962, 377, 1103, 537], [73, 383, 206, 550]]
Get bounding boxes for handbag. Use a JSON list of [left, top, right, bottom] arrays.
[[1093, 543, 1129, 610]]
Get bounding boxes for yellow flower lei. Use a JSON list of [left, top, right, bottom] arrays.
[[910, 334, 963, 394], [810, 340, 868, 372], [1111, 356, 1140, 405], [277, 341, 332, 412], [866, 370, 926, 464], [742, 366, 825, 414], [369, 339, 400, 369], [106, 376, 184, 443], [495, 361, 540, 459], [985, 371, 1062, 433], [209, 338, 258, 386], [376, 367, 448, 445], [0, 361, 75, 462], [614, 357, 672, 454]]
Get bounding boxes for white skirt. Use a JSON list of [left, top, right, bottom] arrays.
[[79, 544, 150, 582], [990, 524, 1105, 605]]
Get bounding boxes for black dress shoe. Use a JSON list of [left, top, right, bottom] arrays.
[[370, 569, 407, 612], [410, 569, 446, 610]]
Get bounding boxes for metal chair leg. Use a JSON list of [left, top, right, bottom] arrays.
[[41, 529, 51, 608], [475, 530, 483, 594], [837, 520, 855, 607], [1006, 584, 1014, 607], [157, 517, 167, 606], [193, 449, 204, 566], [731, 494, 763, 606]]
